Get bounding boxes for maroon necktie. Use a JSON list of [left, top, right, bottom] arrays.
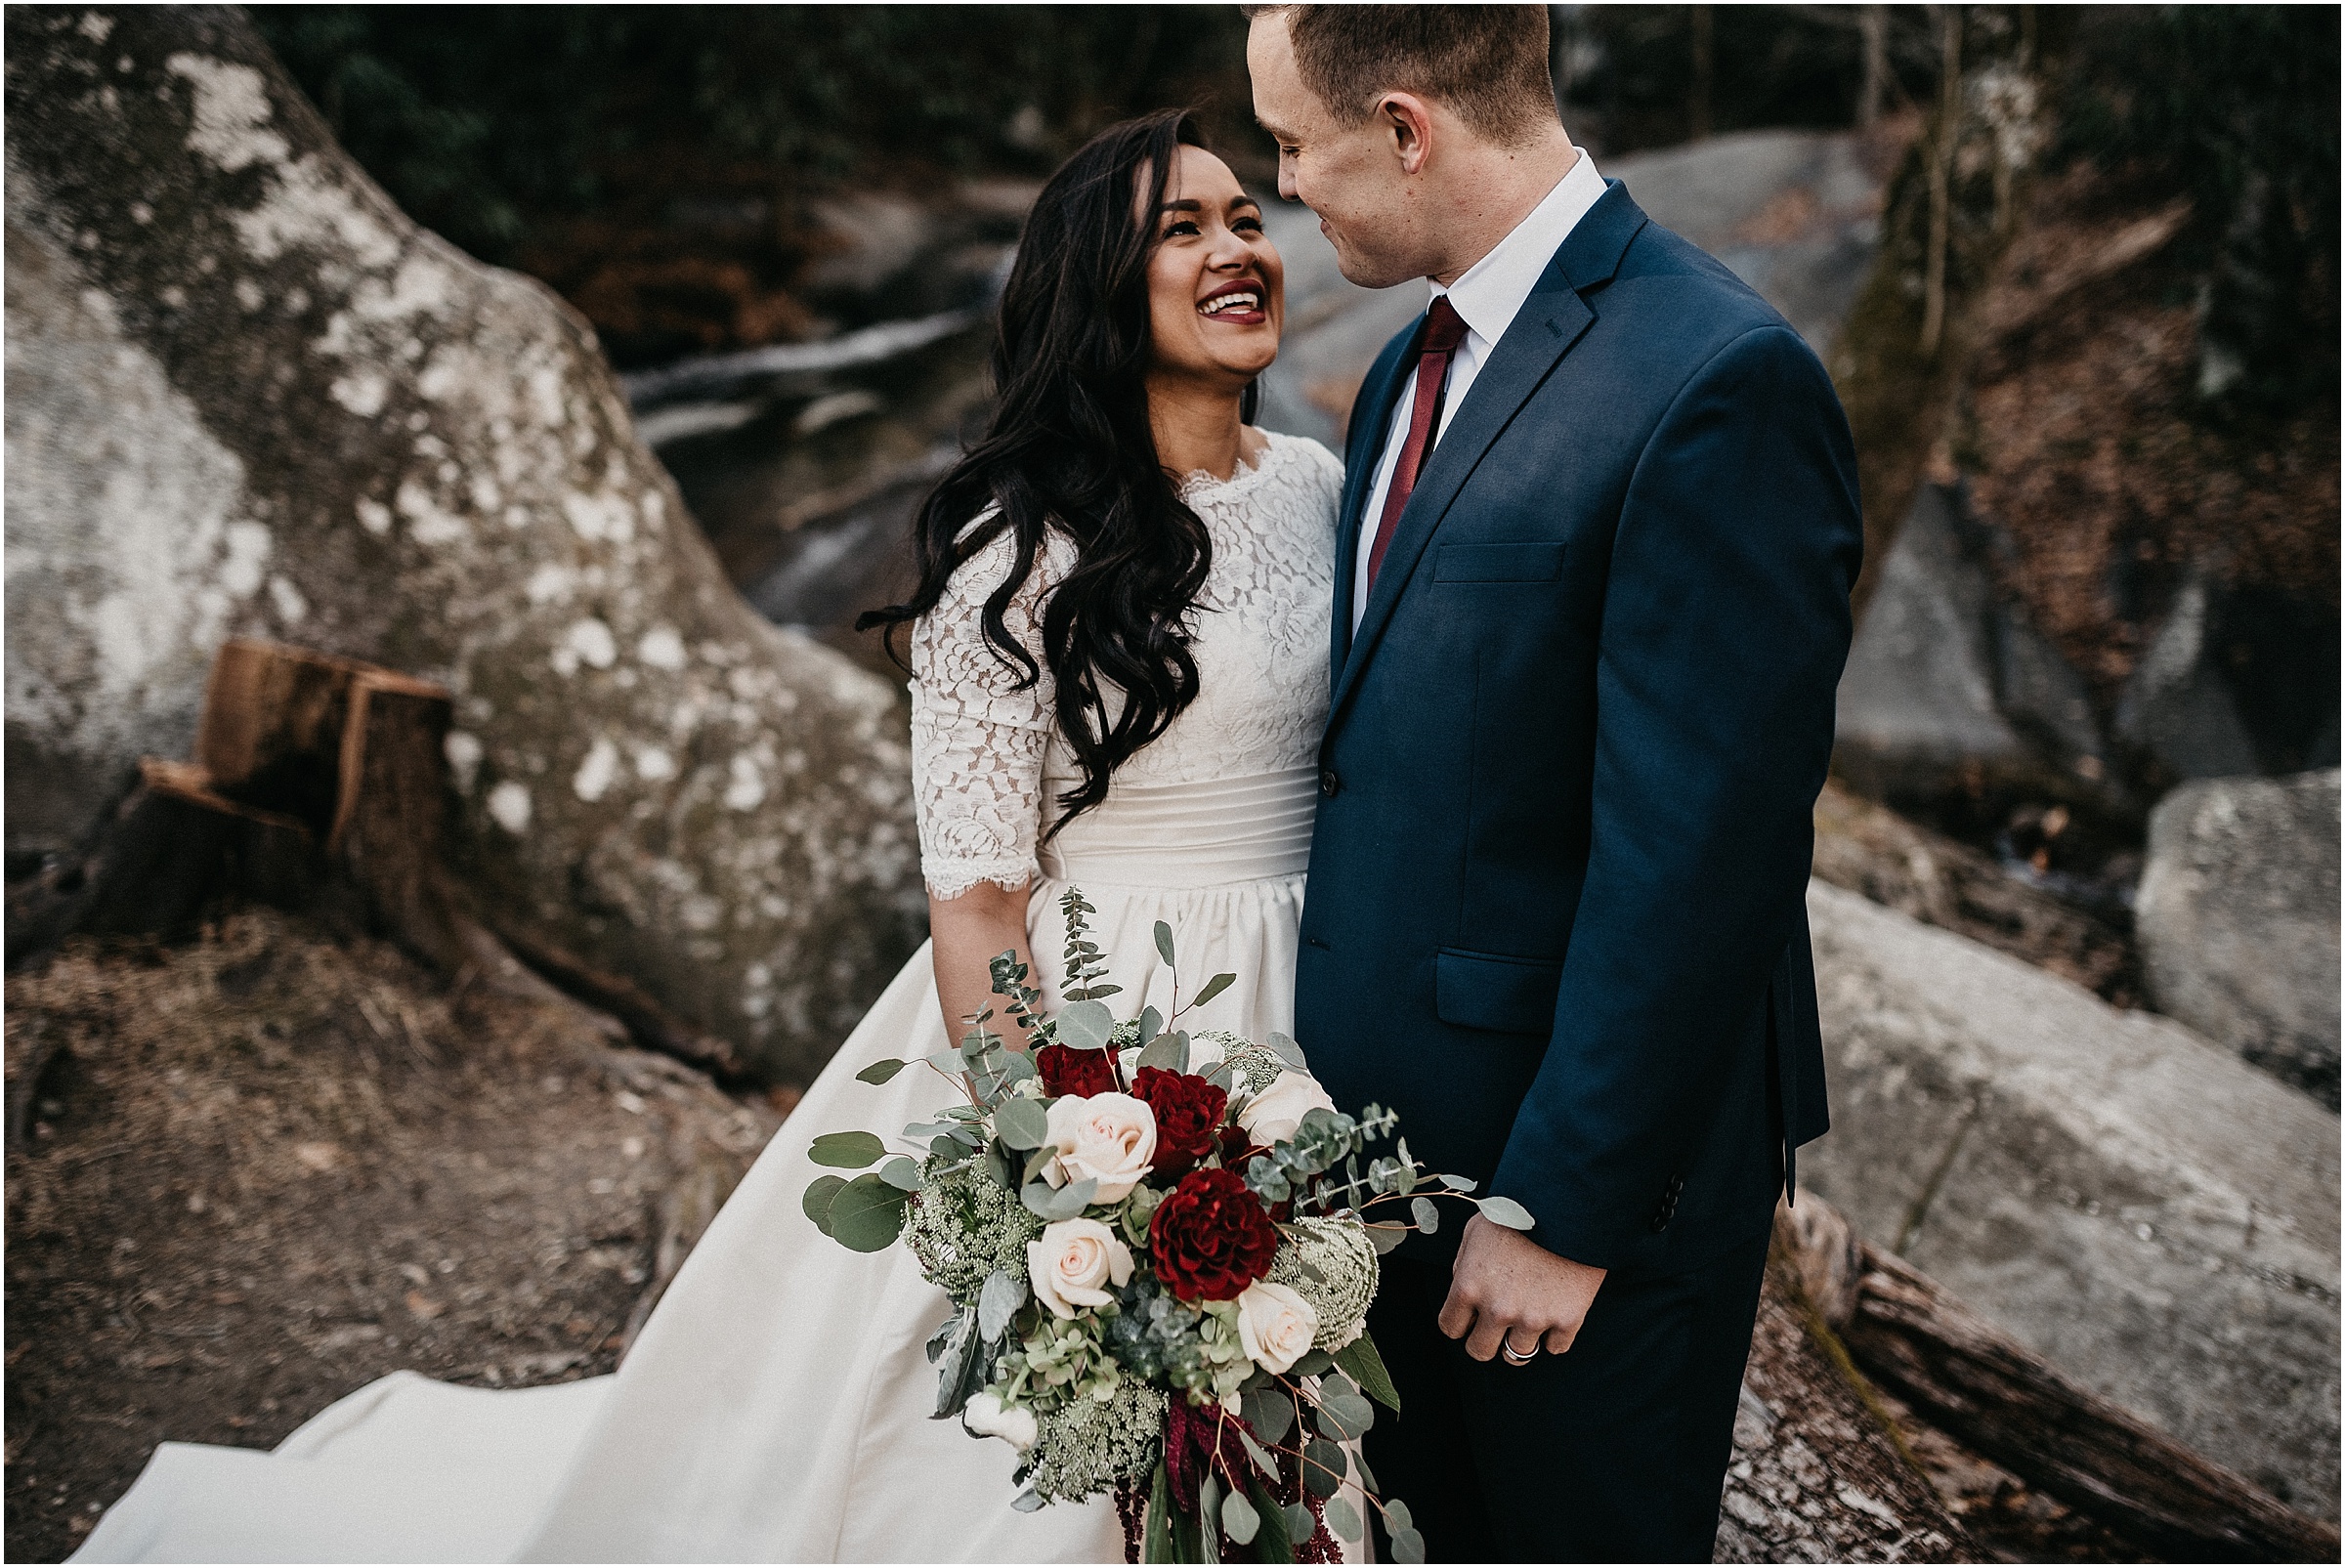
[[1366, 295, 1471, 589]]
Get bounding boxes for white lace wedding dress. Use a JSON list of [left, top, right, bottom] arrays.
[[74, 429, 1343, 1564]]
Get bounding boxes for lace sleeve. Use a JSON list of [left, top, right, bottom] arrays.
[[908, 522, 1073, 899]]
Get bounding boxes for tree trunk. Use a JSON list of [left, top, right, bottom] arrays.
[[1777, 1194, 2339, 1562]]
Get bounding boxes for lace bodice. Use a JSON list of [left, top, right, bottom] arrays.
[[909, 430, 1342, 898]]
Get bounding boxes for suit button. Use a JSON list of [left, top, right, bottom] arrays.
[[1318, 768, 1343, 798]]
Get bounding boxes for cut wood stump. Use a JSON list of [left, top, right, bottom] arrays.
[[1776, 1194, 2339, 1562], [8, 639, 744, 1085]]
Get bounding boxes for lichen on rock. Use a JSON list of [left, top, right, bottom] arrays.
[[3, 6, 925, 1081]]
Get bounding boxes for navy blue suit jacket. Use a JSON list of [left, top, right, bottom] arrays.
[[1295, 181, 1861, 1274]]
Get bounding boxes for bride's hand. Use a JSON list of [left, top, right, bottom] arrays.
[[1437, 1213, 1607, 1363]]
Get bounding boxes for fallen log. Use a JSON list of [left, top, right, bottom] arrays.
[[1777, 1195, 2338, 1562]]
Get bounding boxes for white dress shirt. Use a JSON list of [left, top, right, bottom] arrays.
[[1351, 148, 1608, 631]]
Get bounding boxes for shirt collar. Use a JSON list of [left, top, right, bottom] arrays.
[[1430, 147, 1607, 346]]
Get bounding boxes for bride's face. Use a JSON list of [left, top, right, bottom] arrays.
[[1142, 144, 1285, 392]]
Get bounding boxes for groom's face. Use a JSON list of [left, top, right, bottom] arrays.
[[1248, 14, 1424, 290]]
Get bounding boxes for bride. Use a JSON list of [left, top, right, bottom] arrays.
[[77, 109, 1343, 1563]]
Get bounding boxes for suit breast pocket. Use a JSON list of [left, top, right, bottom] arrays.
[[1433, 542, 1566, 583]]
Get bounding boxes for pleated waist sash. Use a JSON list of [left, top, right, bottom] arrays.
[[1038, 764, 1317, 890]]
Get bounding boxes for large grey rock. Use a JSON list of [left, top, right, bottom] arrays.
[[1834, 484, 2106, 806], [2114, 570, 2264, 784], [1800, 879, 2339, 1519], [2135, 771, 2340, 1105], [1257, 128, 1887, 449], [3, 8, 924, 1081]]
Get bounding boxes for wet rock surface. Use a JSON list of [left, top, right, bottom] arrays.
[[4, 8, 925, 1082], [2133, 770, 2341, 1106], [1801, 878, 2340, 1520]]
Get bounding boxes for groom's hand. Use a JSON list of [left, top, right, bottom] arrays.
[[1438, 1213, 1607, 1362]]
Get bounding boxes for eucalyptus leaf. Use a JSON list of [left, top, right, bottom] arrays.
[[1322, 1496, 1361, 1543], [1300, 1439, 1344, 1500], [1364, 1221, 1407, 1254], [978, 1268, 1027, 1341], [807, 1130, 886, 1168], [1383, 1498, 1412, 1534], [1022, 1176, 1098, 1221], [1437, 1174, 1477, 1192], [828, 1173, 912, 1252], [1265, 1031, 1308, 1069], [1056, 998, 1115, 1053], [1283, 1503, 1317, 1547], [1240, 1383, 1296, 1447], [1351, 1445, 1378, 1494], [1292, 1348, 1336, 1377], [1154, 921, 1176, 966], [879, 1156, 923, 1191], [1233, 1422, 1277, 1480], [800, 1174, 847, 1237], [1200, 1473, 1222, 1562], [1137, 1006, 1164, 1046], [1010, 1489, 1044, 1514], [1191, 972, 1235, 1009], [1333, 1331, 1401, 1413], [997, 1050, 1039, 1088], [1314, 1387, 1374, 1441], [931, 1135, 966, 1162], [1391, 1526, 1427, 1563], [926, 1048, 967, 1076], [1409, 1195, 1440, 1234], [1134, 1031, 1185, 1075], [855, 1058, 911, 1084], [994, 1095, 1049, 1151], [1477, 1195, 1537, 1230], [1220, 1485, 1259, 1546], [1023, 1146, 1057, 1186]]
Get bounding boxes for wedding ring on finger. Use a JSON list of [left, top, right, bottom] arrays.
[[1500, 1335, 1538, 1366]]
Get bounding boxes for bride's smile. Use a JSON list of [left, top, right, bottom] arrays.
[[1145, 145, 1286, 410]]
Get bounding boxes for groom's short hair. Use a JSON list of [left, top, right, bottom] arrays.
[[1247, 5, 1557, 147]]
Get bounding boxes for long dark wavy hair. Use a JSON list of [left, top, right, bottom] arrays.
[[858, 108, 1258, 835]]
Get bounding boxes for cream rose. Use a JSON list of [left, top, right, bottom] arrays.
[[1027, 1215, 1136, 1318], [1043, 1091, 1158, 1203], [1234, 1280, 1320, 1375], [962, 1389, 1039, 1451], [1237, 1071, 1338, 1147]]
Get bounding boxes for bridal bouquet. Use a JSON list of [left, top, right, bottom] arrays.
[[802, 890, 1532, 1563]]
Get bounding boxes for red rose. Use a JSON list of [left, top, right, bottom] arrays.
[[1131, 1067, 1229, 1180], [1037, 1042, 1117, 1098], [1149, 1166, 1278, 1302]]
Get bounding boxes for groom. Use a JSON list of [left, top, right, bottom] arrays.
[[1250, 6, 1862, 1560]]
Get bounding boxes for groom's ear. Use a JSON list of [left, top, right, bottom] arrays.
[[1378, 92, 1437, 177]]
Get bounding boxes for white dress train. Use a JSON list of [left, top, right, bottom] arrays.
[[75, 431, 1343, 1563]]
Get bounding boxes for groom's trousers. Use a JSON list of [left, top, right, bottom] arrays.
[[1361, 1230, 1770, 1563]]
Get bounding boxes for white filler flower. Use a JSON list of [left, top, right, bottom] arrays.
[[1028, 1216, 1137, 1318], [963, 1389, 1040, 1451], [1237, 1071, 1338, 1146], [1234, 1280, 1320, 1374], [1043, 1091, 1158, 1202]]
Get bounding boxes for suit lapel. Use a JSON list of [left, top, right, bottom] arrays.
[[1326, 181, 1650, 731], [1329, 326, 1420, 676]]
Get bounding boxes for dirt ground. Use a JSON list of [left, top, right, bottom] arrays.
[[4, 909, 780, 1563]]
